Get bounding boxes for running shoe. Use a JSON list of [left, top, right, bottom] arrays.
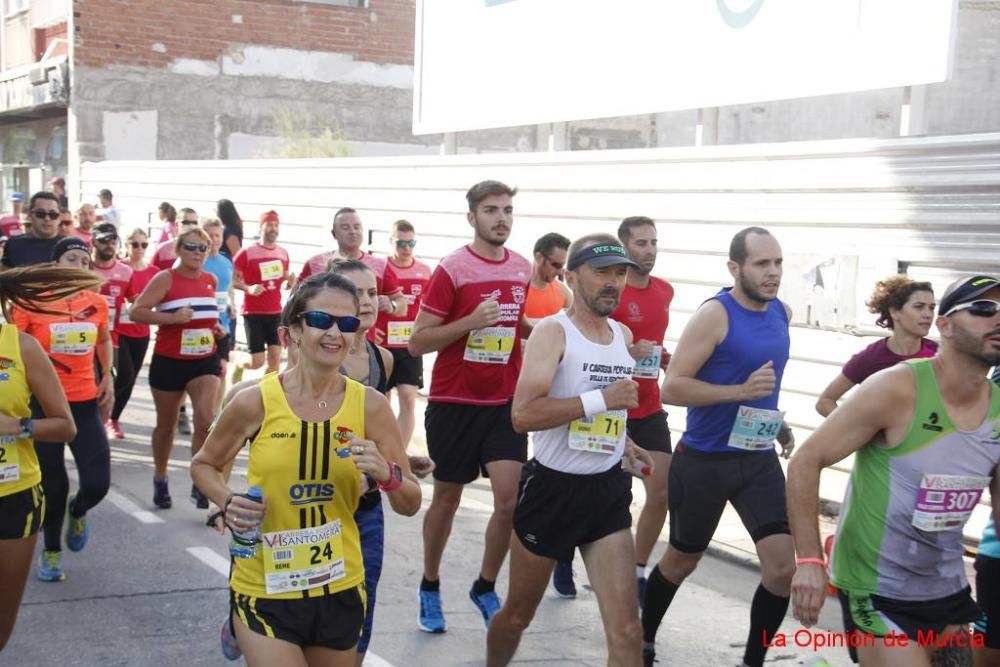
[[469, 585, 501, 628], [642, 644, 657, 667], [177, 410, 192, 435], [65, 495, 89, 552], [153, 477, 172, 509], [107, 420, 125, 439], [417, 589, 447, 633], [37, 550, 66, 582], [552, 562, 577, 599], [637, 575, 647, 609], [220, 615, 242, 661], [191, 485, 209, 510]]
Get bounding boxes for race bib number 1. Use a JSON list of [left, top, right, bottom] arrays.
[[180, 329, 214, 356], [263, 520, 346, 594], [0, 442, 20, 483], [49, 322, 98, 355], [568, 412, 626, 454], [464, 326, 515, 364], [632, 346, 661, 380], [912, 474, 990, 532], [387, 321, 414, 346], [728, 406, 785, 451]]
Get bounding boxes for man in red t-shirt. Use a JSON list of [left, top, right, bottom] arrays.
[[232, 210, 294, 375], [91, 223, 134, 352], [611, 216, 675, 603], [410, 181, 531, 633], [377, 219, 433, 470], [299, 207, 407, 331]]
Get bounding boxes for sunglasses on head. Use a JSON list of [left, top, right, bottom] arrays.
[[298, 311, 361, 333], [59, 219, 73, 226], [944, 299, 1000, 318], [395, 239, 417, 248], [96, 235, 119, 244], [33, 209, 60, 220], [131, 241, 149, 249], [181, 242, 209, 253]]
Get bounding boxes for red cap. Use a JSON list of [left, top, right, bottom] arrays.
[[49, 176, 65, 187], [259, 210, 279, 224]]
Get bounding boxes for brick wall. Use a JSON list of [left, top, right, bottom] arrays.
[[73, 0, 415, 69], [34, 21, 68, 60]]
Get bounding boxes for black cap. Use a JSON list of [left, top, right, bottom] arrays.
[[566, 243, 641, 271], [938, 275, 1000, 316], [93, 222, 118, 241], [51, 236, 90, 262]]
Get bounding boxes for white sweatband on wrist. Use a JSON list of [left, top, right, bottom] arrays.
[[580, 389, 607, 419]]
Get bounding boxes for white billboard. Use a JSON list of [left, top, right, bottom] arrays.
[[413, 0, 958, 135]]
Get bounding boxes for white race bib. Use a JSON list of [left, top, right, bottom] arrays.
[[728, 406, 784, 451], [464, 326, 515, 364], [49, 322, 98, 355], [568, 411, 626, 454], [387, 321, 414, 346], [0, 440, 20, 483], [262, 520, 345, 594], [632, 346, 661, 380], [180, 329, 213, 356], [259, 259, 284, 281]]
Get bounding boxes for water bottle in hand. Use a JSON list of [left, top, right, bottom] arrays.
[[229, 486, 264, 559]]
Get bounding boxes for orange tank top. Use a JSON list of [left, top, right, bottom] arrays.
[[524, 280, 566, 318]]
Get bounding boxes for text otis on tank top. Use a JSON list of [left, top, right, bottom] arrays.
[[531, 311, 634, 474]]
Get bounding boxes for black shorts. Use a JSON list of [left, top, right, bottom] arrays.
[[975, 554, 1000, 649], [425, 401, 527, 484], [668, 444, 789, 553], [148, 353, 221, 392], [513, 459, 632, 562], [215, 332, 232, 364], [839, 587, 980, 662], [0, 483, 44, 539], [230, 585, 366, 651], [386, 348, 423, 390], [627, 410, 672, 454], [244, 314, 281, 353]]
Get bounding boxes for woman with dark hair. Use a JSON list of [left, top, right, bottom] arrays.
[[815, 275, 937, 416], [192, 271, 420, 666], [0, 264, 88, 649], [11, 239, 114, 583], [216, 199, 243, 261]]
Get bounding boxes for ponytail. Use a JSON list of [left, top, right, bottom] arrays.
[[0, 264, 104, 315]]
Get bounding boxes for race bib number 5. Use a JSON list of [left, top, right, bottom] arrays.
[[180, 329, 213, 356], [49, 322, 98, 355], [262, 520, 346, 594], [464, 326, 515, 364], [912, 474, 990, 532], [568, 412, 626, 454], [728, 406, 785, 451]]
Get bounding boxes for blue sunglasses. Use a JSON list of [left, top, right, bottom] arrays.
[[299, 311, 361, 333]]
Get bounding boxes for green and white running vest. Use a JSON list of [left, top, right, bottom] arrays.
[[830, 359, 1000, 600]]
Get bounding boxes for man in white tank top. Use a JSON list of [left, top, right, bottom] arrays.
[[486, 233, 655, 666]]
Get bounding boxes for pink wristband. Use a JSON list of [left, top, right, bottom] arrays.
[[376, 462, 402, 493], [795, 557, 826, 568]]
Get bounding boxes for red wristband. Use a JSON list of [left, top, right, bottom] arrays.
[[376, 462, 402, 493], [795, 557, 826, 568]]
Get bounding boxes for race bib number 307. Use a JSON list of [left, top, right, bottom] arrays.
[[912, 474, 990, 532]]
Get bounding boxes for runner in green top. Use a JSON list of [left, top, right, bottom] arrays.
[[788, 275, 1000, 666]]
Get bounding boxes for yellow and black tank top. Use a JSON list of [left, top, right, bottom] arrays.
[[0, 323, 40, 496], [230, 373, 365, 599]]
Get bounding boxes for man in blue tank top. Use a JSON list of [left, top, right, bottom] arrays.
[[641, 226, 795, 667]]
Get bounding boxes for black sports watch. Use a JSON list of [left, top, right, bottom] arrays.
[[18, 418, 34, 438]]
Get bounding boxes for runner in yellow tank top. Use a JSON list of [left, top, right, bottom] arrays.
[[192, 271, 421, 666], [0, 264, 94, 650]]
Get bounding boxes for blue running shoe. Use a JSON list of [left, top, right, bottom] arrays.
[[153, 477, 172, 509], [469, 586, 501, 628], [552, 561, 577, 599], [65, 495, 89, 552], [637, 575, 647, 609], [417, 589, 447, 633], [37, 550, 66, 582], [220, 615, 242, 661]]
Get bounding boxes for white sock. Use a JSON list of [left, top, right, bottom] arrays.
[[636, 564, 646, 578]]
